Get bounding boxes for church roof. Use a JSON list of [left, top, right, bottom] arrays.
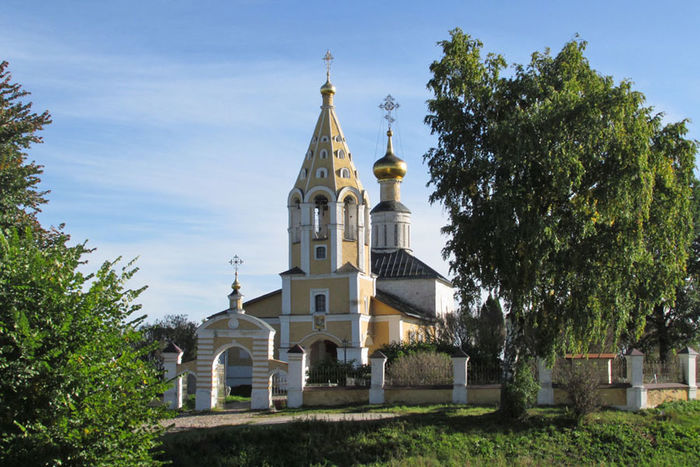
[[374, 289, 434, 321], [370, 200, 411, 214], [280, 267, 306, 276], [372, 249, 451, 285]]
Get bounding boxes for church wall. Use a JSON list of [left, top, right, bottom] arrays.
[[341, 239, 358, 267], [368, 320, 390, 353], [244, 292, 282, 318], [376, 278, 439, 317], [402, 320, 424, 342], [359, 277, 374, 315], [287, 319, 353, 345], [370, 297, 402, 316], [290, 278, 349, 314], [434, 281, 456, 316]]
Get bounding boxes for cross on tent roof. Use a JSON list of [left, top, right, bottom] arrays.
[[229, 255, 243, 273], [323, 50, 334, 80], [379, 94, 400, 129]]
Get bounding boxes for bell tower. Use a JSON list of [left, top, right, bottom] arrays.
[[279, 52, 375, 365]]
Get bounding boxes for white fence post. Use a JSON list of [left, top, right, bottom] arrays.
[[625, 349, 646, 410], [162, 342, 184, 409], [452, 349, 469, 404], [537, 359, 554, 406], [369, 351, 387, 404], [678, 347, 697, 400], [287, 345, 306, 408]]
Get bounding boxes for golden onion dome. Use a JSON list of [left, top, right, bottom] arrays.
[[320, 79, 336, 95], [373, 129, 407, 180]]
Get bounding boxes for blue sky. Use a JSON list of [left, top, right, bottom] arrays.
[[2, 1, 699, 323]]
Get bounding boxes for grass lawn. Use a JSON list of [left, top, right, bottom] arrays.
[[159, 400, 700, 466]]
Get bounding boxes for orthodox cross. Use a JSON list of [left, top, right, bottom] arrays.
[[379, 94, 400, 130], [229, 255, 243, 283], [323, 50, 334, 80]]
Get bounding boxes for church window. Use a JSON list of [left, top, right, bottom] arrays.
[[316, 168, 327, 178], [407, 225, 410, 247], [290, 198, 301, 243], [339, 168, 350, 179], [312, 136, 318, 143], [314, 293, 326, 313], [306, 149, 313, 159], [335, 135, 342, 142], [336, 149, 345, 159], [348, 153, 352, 161], [314, 245, 326, 259], [321, 136, 329, 142], [394, 224, 398, 246], [320, 149, 328, 159], [383, 225, 387, 246], [343, 196, 357, 240], [300, 168, 307, 180]]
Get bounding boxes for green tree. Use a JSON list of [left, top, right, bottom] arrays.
[[424, 30, 696, 415], [140, 314, 199, 367], [0, 61, 52, 238], [0, 62, 168, 465], [474, 296, 505, 363]]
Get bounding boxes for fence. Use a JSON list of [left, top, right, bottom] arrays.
[[272, 372, 287, 396], [467, 361, 502, 385], [306, 364, 370, 387], [644, 357, 683, 384]]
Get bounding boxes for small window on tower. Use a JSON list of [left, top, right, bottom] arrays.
[[340, 168, 350, 179], [300, 169, 307, 179], [336, 149, 345, 159], [335, 135, 342, 142], [306, 149, 313, 159], [315, 245, 326, 260], [316, 168, 328, 178], [320, 149, 328, 159], [321, 136, 329, 142]]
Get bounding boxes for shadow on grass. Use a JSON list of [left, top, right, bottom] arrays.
[[158, 406, 582, 466]]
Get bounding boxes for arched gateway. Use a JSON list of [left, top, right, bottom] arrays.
[[163, 271, 287, 411]]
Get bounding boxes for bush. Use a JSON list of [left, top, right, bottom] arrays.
[[500, 358, 539, 418], [306, 358, 370, 386], [562, 362, 601, 421], [378, 341, 457, 365], [386, 351, 453, 386]]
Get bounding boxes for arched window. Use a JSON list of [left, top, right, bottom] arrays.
[[316, 168, 327, 178], [300, 168, 307, 180], [320, 149, 328, 159], [321, 136, 329, 142], [339, 168, 350, 178], [383, 225, 387, 247], [314, 294, 326, 313], [336, 149, 345, 159], [394, 224, 398, 247], [343, 196, 357, 240], [306, 149, 313, 159], [313, 195, 328, 239]]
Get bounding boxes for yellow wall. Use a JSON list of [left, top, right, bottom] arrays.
[[370, 297, 401, 316], [384, 388, 452, 404], [402, 321, 423, 341], [359, 277, 374, 315], [291, 278, 349, 314], [245, 292, 282, 318], [647, 388, 688, 407], [303, 388, 369, 406], [468, 386, 501, 405], [341, 240, 358, 268], [288, 320, 353, 344], [369, 321, 390, 354], [207, 318, 265, 331]]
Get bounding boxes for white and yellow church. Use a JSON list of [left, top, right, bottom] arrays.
[[215, 65, 455, 369]]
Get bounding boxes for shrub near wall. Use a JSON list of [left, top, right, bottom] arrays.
[[386, 352, 452, 386]]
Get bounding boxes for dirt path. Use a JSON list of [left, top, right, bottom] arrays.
[[163, 403, 398, 432]]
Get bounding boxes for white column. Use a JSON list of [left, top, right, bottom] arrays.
[[162, 344, 184, 409], [625, 349, 647, 410], [452, 350, 469, 404], [369, 351, 387, 404], [679, 347, 697, 400], [537, 359, 554, 406], [287, 345, 306, 408]]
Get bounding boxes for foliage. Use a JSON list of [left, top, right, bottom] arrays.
[[0, 230, 168, 466], [386, 351, 453, 386], [561, 362, 602, 421], [500, 358, 539, 419], [159, 402, 700, 466], [139, 314, 199, 368], [0, 61, 168, 465], [377, 340, 456, 365], [423, 29, 696, 415], [0, 61, 53, 240]]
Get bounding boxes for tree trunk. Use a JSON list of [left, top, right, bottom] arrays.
[[653, 304, 671, 363], [500, 312, 522, 409]]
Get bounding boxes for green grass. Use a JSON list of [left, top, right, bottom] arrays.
[[159, 401, 700, 466]]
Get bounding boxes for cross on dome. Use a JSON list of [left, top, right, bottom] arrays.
[[229, 255, 244, 292], [323, 50, 334, 81], [379, 94, 400, 129]]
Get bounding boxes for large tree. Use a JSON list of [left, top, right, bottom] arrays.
[[0, 62, 167, 465], [424, 30, 696, 414]]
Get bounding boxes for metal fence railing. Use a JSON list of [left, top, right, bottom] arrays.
[[644, 357, 683, 384], [467, 362, 502, 385], [306, 365, 370, 387], [272, 373, 287, 396]]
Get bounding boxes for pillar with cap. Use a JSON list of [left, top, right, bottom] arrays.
[[287, 344, 306, 408], [679, 347, 697, 400], [452, 349, 469, 404], [162, 342, 184, 409], [369, 351, 387, 404]]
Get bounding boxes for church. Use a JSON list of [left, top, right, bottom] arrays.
[[218, 59, 455, 372]]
